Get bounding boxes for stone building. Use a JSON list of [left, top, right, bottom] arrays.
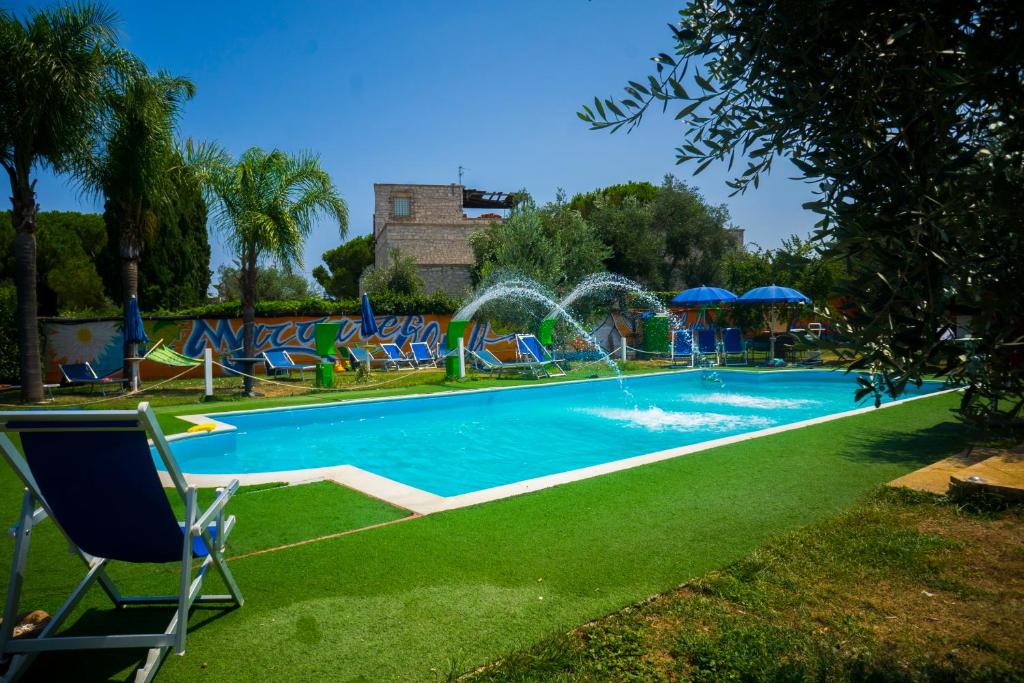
[[372, 183, 514, 296]]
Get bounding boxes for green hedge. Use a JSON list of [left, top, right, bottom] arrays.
[[144, 292, 463, 318], [0, 284, 17, 383]]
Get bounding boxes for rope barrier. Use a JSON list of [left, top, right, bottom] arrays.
[[209, 359, 438, 394], [0, 363, 200, 409], [0, 346, 634, 409]]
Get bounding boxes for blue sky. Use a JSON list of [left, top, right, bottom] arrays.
[[18, 1, 814, 279]]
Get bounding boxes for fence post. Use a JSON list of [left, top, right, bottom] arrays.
[[620, 337, 627, 363], [669, 330, 675, 365], [204, 347, 213, 397], [457, 337, 466, 379]]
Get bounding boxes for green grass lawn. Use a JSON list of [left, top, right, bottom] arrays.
[[0, 389, 970, 682], [466, 488, 1023, 681]]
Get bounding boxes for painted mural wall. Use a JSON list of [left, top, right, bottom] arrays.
[[41, 314, 518, 382]]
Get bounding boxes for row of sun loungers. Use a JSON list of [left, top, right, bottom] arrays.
[[672, 327, 748, 366], [53, 336, 562, 393], [470, 334, 566, 378], [344, 341, 444, 371]]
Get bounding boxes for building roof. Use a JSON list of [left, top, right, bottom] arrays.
[[462, 188, 516, 209]]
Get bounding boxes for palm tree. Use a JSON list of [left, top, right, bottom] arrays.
[[199, 147, 347, 395], [82, 69, 195, 377], [0, 3, 126, 402]]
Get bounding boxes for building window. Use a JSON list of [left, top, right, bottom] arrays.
[[392, 196, 411, 218]]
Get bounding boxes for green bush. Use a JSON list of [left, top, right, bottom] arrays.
[[137, 291, 462, 319], [0, 283, 17, 383]]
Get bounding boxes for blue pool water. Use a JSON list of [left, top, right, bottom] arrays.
[[164, 370, 943, 497]]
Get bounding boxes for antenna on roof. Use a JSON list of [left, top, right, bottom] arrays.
[[458, 165, 467, 185]]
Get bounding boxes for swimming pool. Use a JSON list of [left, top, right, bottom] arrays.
[[165, 370, 944, 499]]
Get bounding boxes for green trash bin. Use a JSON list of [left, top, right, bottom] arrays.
[[315, 362, 334, 388], [643, 315, 670, 354]]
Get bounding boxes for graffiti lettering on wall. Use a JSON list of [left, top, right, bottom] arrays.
[[42, 314, 515, 382]]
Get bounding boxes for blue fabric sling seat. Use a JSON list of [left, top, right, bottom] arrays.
[[409, 341, 439, 367], [378, 343, 415, 369], [469, 348, 543, 377], [0, 405, 244, 683], [722, 328, 748, 366], [18, 426, 217, 561], [262, 349, 314, 380], [515, 334, 567, 377], [672, 328, 693, 364], [696, 328, 718, 356]]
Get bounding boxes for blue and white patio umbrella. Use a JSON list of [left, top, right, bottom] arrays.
[[737, 285, 811, 359], [360, 293, 379, 339]]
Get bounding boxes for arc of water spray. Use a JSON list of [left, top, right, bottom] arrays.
[[539, 273, 677, 350], [447, 276, 623, 377]]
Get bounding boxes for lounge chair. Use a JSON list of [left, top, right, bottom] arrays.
[[670, 328, 693, 367], [0, 403, 243, 683], [262, 349, 315, 380], [58, 362, 130, 395], [409, 341, 441, 368], [344, 346, 390, 370], [722, 328, 748, 366], [469, 348, 547, 378], [515, 334, 566, 377], [378, 343, 415, 370], [695, 329, 719, 365]]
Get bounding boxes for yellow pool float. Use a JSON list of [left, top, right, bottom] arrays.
[[186, 423, 217, 433]]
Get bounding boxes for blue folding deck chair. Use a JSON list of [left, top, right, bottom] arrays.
[[58, 362, 130, 395], [722, 328, 748, 366], [378, 343, 415, 370], [0, 403, 243, 683], [262, 349, 315, 380], [695, 328, 720, 365], [469, 348, 541, 378], [409, 341, 441, 368], [515, 334, 566, 377], [671, 328, 693, 367], [343, 346, 388, 370]]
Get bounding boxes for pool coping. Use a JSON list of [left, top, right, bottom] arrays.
[[161, 369, 958, 515]]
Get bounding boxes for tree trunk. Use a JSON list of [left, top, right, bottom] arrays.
[[241, 252, 257, 396], [11, 182, 43, 403], [121, 247, 139, 386]]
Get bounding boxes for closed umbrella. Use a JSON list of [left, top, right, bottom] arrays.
[[360, 293, 379, 339], [124, 295, 148, 390], [737, 285, 811, 361]]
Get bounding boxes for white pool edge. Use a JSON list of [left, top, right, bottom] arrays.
[[160, 370, 959, 515]]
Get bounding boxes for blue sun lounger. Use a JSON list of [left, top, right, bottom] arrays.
[[722, 328, 748, 365], [671, 328, 693, 367], [515, 334, 566, 377], [58, 361, 130, 395], [343, 346, 389, 370], [409, 341, 441, 368], [695, 328, 719, 365], [0, 403, 243, 683], [378, 343, 415, 370], [262, 349, 315, 380], [469, 348, 546, 378]]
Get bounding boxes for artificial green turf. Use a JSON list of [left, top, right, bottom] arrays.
[[165, 481, 410, 557], [0, 390, 969, 682]]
